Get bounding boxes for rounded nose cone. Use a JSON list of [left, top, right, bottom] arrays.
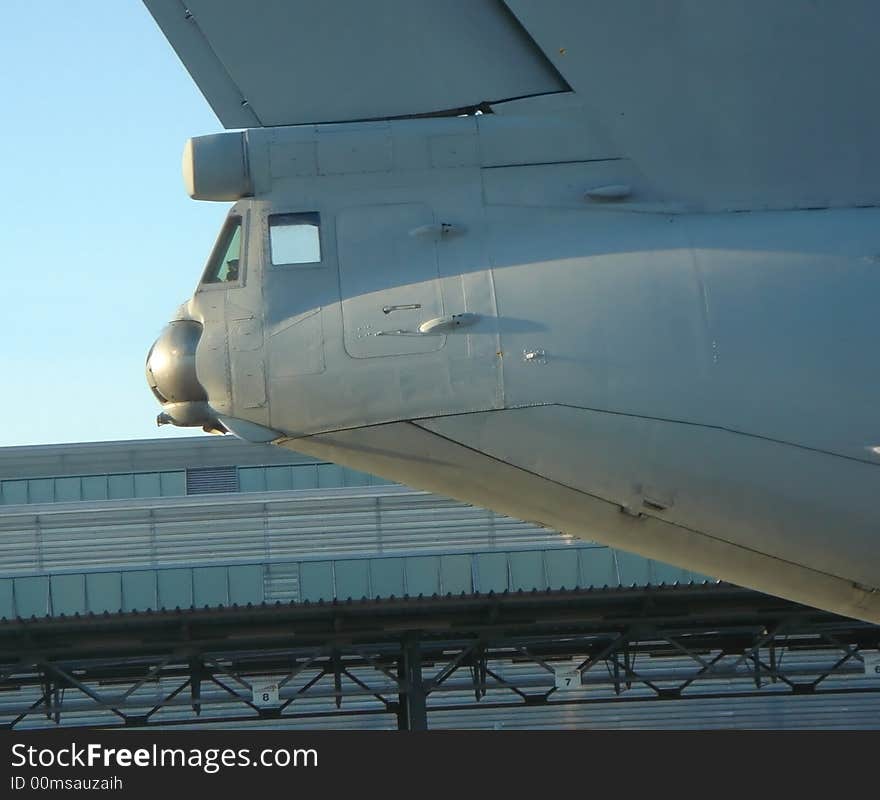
[[145, 320, 207, 404]]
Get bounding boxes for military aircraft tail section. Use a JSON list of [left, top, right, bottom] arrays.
[[142, 3, 880, 623]]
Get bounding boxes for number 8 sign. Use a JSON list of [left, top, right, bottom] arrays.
[[251, 680, 280, 707]]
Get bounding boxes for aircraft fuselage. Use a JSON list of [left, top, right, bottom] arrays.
[[146, 109, 880, 622]]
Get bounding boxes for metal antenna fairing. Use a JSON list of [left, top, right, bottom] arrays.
[[145, 320, 224, 432]]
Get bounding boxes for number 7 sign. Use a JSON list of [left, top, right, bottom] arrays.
[[554, 667, 582, 691]]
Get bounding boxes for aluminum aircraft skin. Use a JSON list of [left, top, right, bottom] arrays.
[[143, 1, 880, 623]]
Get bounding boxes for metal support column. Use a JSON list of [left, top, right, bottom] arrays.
[[396, 637, 428, 731]]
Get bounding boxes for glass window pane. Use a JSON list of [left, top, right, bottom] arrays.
[[406, 556, 441, 596], [334, 560, 369, 600], [54, 477, 81, 502], [159, 471, 186, 497], [14, 576, 50, 617], [317, 463, 343, 488], [108, 474, 134, 500], [475, 553, 509, 593], [193, 566, 228, 607], [300, 562, 334, 602], [1, 480, 28, 505], [265, 466, 293, 492], [342, 468, 371, 487], [134, 472, 161, 498], [578, 548, 618, 588], [50, 574, 86, 615], [440, 554, 473, 595], [545, 550, 579, 590], [269, 212, 321, 265], [228, 564, 263, 605], [238, 467, 266, 493], [0, 579, 14, 619], [202, 216, 242, 284], [370, 559, 404, 598], [81, 475, 108, 501], [292, 465, 318, 490], [158, 569, 193, 610], [122, 571, 157, 612], [86, 572, 121, 614], [509, 551, 546, 591], [28, 479, 53, 504]]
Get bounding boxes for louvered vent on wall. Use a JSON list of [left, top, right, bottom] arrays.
[[185, 466, 239, 495]]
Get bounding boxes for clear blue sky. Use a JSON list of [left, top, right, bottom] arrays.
[[2, 2, 230, 447]]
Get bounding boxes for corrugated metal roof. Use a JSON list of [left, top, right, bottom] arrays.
[[0, 547, 712, 621], [0, 485, 583, 576], [0, 436, 320, 480]]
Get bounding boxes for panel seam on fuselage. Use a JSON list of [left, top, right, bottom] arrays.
[[402, 419, 878, 592], [416, 403, 880, 469], [481, 157, 624, 170], [283, 403, 879, 469]]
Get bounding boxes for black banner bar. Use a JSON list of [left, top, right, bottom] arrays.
[[1, 729, 878, 796]]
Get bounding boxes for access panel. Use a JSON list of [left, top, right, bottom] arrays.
[[337, 203, 445, 358]]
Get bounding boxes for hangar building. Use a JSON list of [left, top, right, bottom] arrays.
[[0, 437, 877, 729]]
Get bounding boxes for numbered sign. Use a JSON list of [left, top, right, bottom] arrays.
[[863, 652, 880, 677], [251, 680, 280, 707], [554, 667, 582, 691]]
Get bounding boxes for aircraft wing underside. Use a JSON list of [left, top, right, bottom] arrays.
[[144, 0, 880, 210], [142, 0, 569, 127]]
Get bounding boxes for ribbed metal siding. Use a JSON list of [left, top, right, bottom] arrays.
[[0, 486, 570, 576]]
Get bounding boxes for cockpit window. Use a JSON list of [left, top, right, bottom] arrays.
[[269, 212, 321, 265], [202, 216, 242, 284]]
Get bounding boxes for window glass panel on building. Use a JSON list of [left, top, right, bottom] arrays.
[[108, 474, 134, 500], [266, 465, 293, 492], [292, 465, 318, 490], [1, 481, 27, 505], [0, 471, 187, 506], [54, 477, 81, 502], [236, 464, 391, 494], [0, 464, 392, 507], [134, 472, 161, 498], [28, 479, 53, 504], [81, 476, 108, 501], [160, 471, 185, 496]]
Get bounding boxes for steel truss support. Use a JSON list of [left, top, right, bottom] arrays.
[[397, 637, 427, 731], [1, 584, 878, 729]]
